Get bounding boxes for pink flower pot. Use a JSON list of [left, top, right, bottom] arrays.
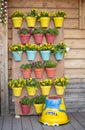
[[45, 33, 56, 43], [19, 34, 31, 44], [45, 67, 56, 78], [33, 34, 44, 45], [20, 68, 32, 79], [34, 68, 44, 79], [20, 103, 31, 115]]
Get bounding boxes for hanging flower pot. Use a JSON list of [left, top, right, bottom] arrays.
[[40, 86, 51, 96], [40, 17, 50, 27], [20, 68, 32, 79], [34, 68, 44, 79], [45, 33, 56, 43], [34, 103, 44, 114], [33, 34, 44, 45], [12, 51, 23, 61], [53, 17, 64, 27], [20, 104, 31, 115], [26, 50, 37, 61], [45, 68, 56, 78], [19, 34, 31, 44], [12, 17, 23, 28], [26, 17, 37, 27], [12, 87, 22, 97], [55, 86, 66, 95], [40, 50, 51, 61], [27, 87, 38, 96], [55, 51, 64, 60]]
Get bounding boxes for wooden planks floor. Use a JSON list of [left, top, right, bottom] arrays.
[[0, 112, 85, 130]]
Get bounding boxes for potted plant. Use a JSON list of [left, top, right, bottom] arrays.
[[20, 63, 32, 79], [18, 28, 32, 44], [11, 10, 24, 28], [53, 42, 69, 60], [40, 79, 53, 96], [25, 9, 38, 27], [37, 10, 50, 27], [25, 43, 38, 61], [38, 43, 54, 61], [32, 61, 44, 79], [26, 77, 40, 96], [45, 28, 59, 43], [9, 44, 25, 61], [53, 77, 69, 95], [52, 10, 66, 27], [33, 95, 46, 114], [32, 27, 45, 44], [8, 78, 26, 97], [20, 96, 33, 114], [44, 60, 57, 78]]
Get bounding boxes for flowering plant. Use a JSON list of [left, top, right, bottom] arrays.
[[37, 11, 50, 19], [44, 60, 57, 68], [18, 28, 32, 34], [32, 27, 45, 34], [26, 9, 38, 17], [25, 43, 38, 51], [26, 77, 39, 88], [32, 61, 44, 69], [53, 77, 69, 86], [20, 63, 32, 70], [52, 10, 66, 18], [8, 78, 26, 88], [53, 42, 68, 55], [9, 44, 25, 51], [11, 10, 24, 18], [38, 43, 54, 51], [40, 79, 53, 86]]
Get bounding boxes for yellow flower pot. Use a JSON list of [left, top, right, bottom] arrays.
[[53, 17, 64, 27], [12, 87, 22, 97], [40, 17, 50, 27], [26, 17, 37, 27], [12, 17, 23, 28], [55, 86, 66, 95], [34, 103, 44, 114], [41, 86, 51, 96], [27, 87, 38, 96]]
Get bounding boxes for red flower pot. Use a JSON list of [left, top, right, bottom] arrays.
[[19, 34, 31, 44], [21, 68, 32, 79], [45, 33, 56, 43], [45, 68, 56, 78], [34, 68, 44, 79], [33, 34, 44, 45], [20, 104, 31, 115]]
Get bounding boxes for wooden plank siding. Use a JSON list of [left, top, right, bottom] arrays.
[[7, 0, 85, 114]]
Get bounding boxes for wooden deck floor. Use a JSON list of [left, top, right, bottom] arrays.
[[0, 112, 85, 130]]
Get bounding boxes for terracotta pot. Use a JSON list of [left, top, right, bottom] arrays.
[[21, 68, 32, 79], [20, 103, 31, 114], [19, 34, 31, 44], [45, 33, 56, 43], [33, 34, 44, 45], [34, 68, 44, 79], [45, 67, 56, 78]]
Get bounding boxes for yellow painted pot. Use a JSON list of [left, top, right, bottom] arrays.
[[53, 17, 64, 27], [41, 86, 51, 96], [12, 87, 22, 97], [12, 17, 23, 28], [27, 87, 38, 96], [34, 103, 44, 114], [26, 17, 37, 27], [55, 86, 66, 95], [40, 17, 50, 27]]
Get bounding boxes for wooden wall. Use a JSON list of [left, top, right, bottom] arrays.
[[8, 0, 85, 113]]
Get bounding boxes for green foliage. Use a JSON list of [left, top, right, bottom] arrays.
[[44, 60, 57, 68], [40, 79, 53, 86], [33, 95, 46, 104], [9, 44, 25, 51], [32, 27, 45, 34], [18, 28, 31, 34], [11, 10, 24, 18], [32, 61, 44, 69], [26, 9, 38, 17], [54, 77, 69, 86], [26, 77, 39, 88], [20, 63, 32, 70], [45, 28, 59, 35], [20, 96, 33, 105], [52, 10, 66, 18]]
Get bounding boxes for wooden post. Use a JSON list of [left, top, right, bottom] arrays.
[[0, 23, 9, 115]]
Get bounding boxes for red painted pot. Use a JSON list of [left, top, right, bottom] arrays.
[[34, 68, 44, 79], [33, 34, 44, 45], [45, 67, 56, 78], [20, 103, 31, 115], [45, 33, 56, 43], [21, 68, 32, 79], [19, 34, 31, 44]]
